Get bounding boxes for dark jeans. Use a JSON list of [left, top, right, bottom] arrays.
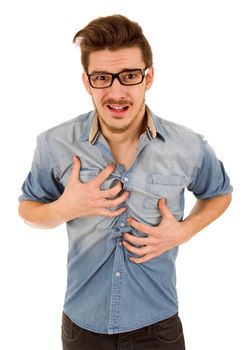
[[61, 312, 186, 350]]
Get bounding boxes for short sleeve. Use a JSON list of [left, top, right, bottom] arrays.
[[187, 138, 233, 199], [19, 131, 64, 203]]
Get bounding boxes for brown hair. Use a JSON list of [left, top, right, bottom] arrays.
[[73, 14, 153, 72]]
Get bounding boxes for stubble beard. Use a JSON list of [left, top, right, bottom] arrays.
[[92, 97, 146, 134]]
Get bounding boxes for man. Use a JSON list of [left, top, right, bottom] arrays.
[[19, 14, 232, 350]]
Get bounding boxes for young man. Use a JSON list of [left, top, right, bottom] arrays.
[[19, 14, 232, 350]]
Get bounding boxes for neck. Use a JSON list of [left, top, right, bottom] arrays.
[[99, 104, 147, 147]]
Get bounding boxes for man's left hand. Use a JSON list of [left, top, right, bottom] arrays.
[[123, 198, 186, 264]]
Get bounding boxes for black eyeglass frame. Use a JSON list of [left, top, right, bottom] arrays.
[[87, 67, 149, 89]]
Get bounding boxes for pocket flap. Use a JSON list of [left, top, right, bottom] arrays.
[[148, 174, 186, 186]]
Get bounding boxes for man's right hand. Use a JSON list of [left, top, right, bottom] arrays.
[[54, 156, 129, 222]]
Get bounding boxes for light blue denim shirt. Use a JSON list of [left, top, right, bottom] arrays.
[[19, 107, 232, 334]]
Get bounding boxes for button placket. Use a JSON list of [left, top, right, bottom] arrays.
[[121, 174, 130, 229], [118, 214, 129, 232], [108, 243, 124, 333], [121, 172, 132, 191], [117, 191, 129, 231]]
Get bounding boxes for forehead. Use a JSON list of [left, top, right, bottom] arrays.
[[88, 47, 145, 72]]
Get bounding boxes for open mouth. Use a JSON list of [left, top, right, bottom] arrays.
[[107, 105, 129, 113]]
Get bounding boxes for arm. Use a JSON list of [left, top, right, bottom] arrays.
[[18, 200, 65, 229], [180, 194, 232, 242], [18, 157, 129, 229], [123, 194, 232, 264]]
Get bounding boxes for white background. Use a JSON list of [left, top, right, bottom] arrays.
[[0, 0, 251, 349]]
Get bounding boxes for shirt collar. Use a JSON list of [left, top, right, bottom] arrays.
[[80, 106, 166, 144]]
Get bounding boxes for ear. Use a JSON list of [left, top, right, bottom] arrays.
[[145, 66, 154, 91], [82, 72, 92, 95]]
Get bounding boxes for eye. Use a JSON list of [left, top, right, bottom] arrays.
[[94, 75, 110, 81], [126, 73, 137, 80], [122, 72, 138, 80]]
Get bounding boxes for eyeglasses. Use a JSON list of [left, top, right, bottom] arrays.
[[87, 67, 148, 89]]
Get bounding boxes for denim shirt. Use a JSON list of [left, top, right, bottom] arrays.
[[19, 107, 232, 334]]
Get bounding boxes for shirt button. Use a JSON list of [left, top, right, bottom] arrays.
[[115, 272, 121, 277], [120, 222, 125, 227], [119, 241, 122, 246], [124, 177, 129, 182]]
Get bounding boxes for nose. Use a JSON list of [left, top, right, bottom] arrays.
[[108, 76, 127, 98]]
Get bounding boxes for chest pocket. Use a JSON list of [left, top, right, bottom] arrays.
[[79, 168, 120, 191], [144, 174, 187, 212]]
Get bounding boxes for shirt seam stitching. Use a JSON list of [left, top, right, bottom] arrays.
[[192, 135, 204, 179], [45, 131, 61, 179]]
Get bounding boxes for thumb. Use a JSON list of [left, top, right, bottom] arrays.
[[158, 198, 172, 221], [68, 156, 81, 184]]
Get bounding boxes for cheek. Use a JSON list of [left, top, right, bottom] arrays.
[[91, 91, 105, 106], [133, 87, 146, 103]]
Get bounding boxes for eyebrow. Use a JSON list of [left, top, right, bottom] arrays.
[[89, 70, 110, 74], [89, 68, 142, 75]]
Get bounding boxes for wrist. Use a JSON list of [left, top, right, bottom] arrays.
[[179, 219, 195, 244], [48, 199, 70, 225]]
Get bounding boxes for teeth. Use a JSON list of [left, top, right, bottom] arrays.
[[109, 105, 126, 110]]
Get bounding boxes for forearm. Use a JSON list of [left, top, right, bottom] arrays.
[[181, 194, 232, 243], [18, 200, 66, 229]]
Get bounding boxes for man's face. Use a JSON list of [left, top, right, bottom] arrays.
[[82, 47, 154, 134]]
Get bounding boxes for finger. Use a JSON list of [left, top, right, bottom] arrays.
[[99, 206, 127, 218], [158, 198, 173, 221], [103, 181, 123, 198], [129, 253, 156, 264], [94, 163, 116, 186], [127, 217, 154, 235], [122, 241, 149, 256], [123, 233, 148, 246], [104, 191, 129, 208], [68, 156, 81, 184]]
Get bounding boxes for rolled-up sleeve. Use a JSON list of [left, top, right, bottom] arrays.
[[19, 131, 64, 203], [187, 138, 233, 199]]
